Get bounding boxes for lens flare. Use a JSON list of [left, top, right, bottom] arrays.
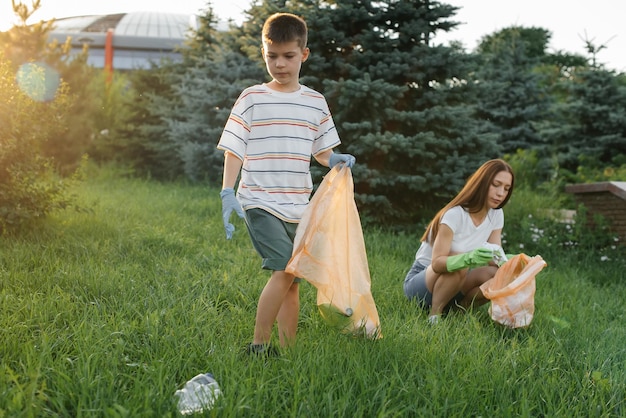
[[16, 62, 60, 102]]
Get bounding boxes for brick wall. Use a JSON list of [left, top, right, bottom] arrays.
[[565, 182, 626, 242]]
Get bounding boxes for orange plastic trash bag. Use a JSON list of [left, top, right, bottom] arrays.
[[480, 254, 548, 328], [286, 166, 381, 339]]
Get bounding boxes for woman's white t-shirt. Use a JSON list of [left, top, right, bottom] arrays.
[[414, 206, 504, 266]]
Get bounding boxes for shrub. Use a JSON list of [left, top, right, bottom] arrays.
[[503, 185, 623, 272], [569, 153, 626, 183], [0, 54, 82, 233], [502, 150, 623, 268]]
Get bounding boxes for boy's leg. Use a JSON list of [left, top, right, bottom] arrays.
[[253, 269, 296, 346], [244, 209, 299, 348], [277, 280, 299, 347]]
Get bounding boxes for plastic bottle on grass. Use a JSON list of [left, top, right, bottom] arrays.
[[175, 373, 221, 415]]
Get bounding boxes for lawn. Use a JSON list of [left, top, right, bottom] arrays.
[[1, 166, 624, 417]]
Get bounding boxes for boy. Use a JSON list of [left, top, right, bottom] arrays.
[[217, 12, 355, 355]]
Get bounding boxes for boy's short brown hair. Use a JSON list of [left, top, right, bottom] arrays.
[[262, 13, 308, 48]]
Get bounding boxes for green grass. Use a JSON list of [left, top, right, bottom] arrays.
[[1, 165, 624, 417]]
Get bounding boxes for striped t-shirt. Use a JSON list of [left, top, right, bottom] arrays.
[[217, 83, 341, 222]]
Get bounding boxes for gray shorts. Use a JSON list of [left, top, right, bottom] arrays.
[[244, 208, 301, 281], [403, 259, 463, 311]]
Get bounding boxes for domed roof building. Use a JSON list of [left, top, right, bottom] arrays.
[[49, 11, 199, 71]]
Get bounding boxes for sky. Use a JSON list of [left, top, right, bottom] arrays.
[[1, 0, 624, 72]]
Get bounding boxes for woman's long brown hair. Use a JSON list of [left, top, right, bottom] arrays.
[[421, 159, 515, 243]]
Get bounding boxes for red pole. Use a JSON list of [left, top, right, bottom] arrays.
[[104, 28, 114, 83]]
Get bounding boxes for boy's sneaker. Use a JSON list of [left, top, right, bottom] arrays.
[[244, 343, 280, 358]]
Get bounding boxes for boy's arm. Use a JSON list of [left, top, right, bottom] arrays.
[[314, 149, 333, 167], [220, 151, 244, 240], [314, 149, 356, 168], [222, 151, 243, 189]]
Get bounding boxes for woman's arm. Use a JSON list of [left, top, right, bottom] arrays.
[[486, 229, 503, 247], [430, 224, 455, 274]]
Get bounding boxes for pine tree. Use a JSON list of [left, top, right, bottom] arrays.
[[164, 14, 265, 182], [113, 63, 185, 180], [238, 0, 497, 224], [167, 32, 264, 183], [111, 6, 264, 181], [541, 68, 626, 175], [474, 27, 551, 155]]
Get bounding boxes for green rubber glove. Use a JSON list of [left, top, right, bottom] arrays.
[[446, 248, 494, 272]]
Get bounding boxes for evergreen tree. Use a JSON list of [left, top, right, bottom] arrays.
[[164, 22, 265, 182], [106, 63, 184, 179], [474, 27, 552, 155], [96, 4, 213, 179], [540, 67, 626, 176], [238, 0, 497, 224], [0, 0, 52, 65], [115, 6, 265, 181]]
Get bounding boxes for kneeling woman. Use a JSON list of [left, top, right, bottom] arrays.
[[404, 159, 515, 323]]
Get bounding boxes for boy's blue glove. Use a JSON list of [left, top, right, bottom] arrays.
[[329, 153, 356, 168], [446, 248, 494, 272], [220, 188, 244, 240]]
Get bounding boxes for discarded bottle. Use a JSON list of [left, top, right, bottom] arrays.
[[175, 373, 221, 415]]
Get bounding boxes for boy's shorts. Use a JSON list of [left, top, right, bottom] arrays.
[[244, 208, 302, 282]]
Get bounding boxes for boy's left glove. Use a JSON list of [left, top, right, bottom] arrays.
[[329, 153, 356, 168], [220, 188, 244, 240]]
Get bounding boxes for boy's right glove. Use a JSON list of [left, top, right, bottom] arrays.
[[329, 153, 356, 168], [446, 248, 494, 272], [220, 188, 244, 240]]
